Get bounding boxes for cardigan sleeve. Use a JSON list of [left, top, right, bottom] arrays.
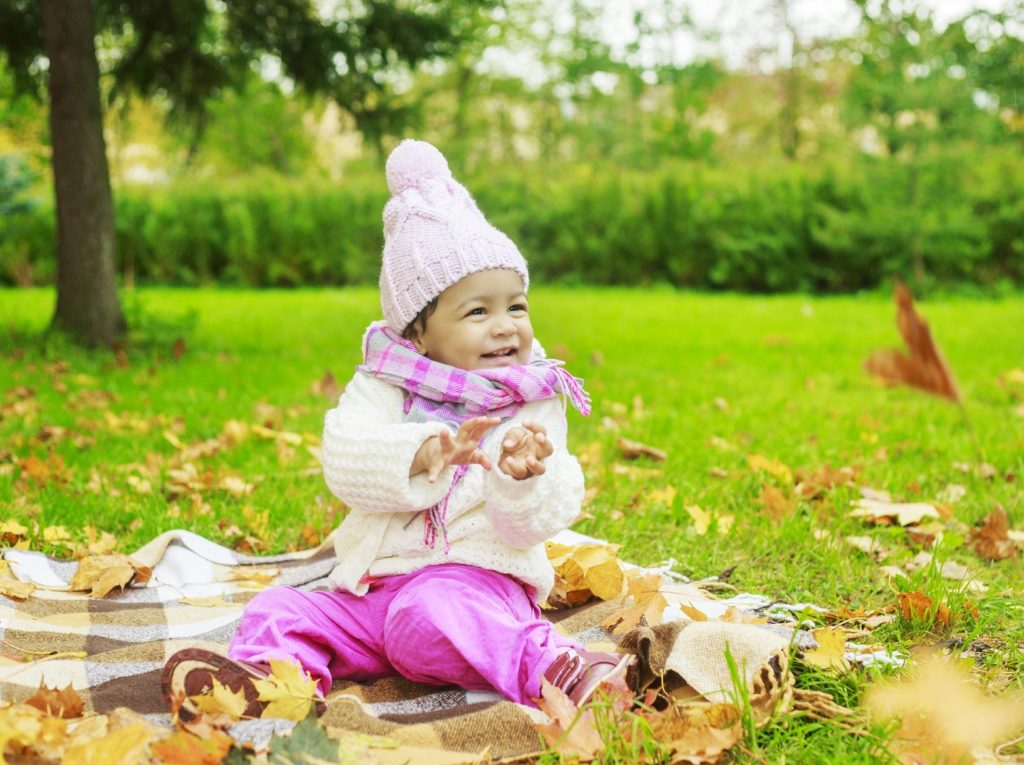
[[479, 397, 585, 549], [321, 372, 456, 514]]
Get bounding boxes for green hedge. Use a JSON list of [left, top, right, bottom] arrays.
[[2, 150, 1022, 291]]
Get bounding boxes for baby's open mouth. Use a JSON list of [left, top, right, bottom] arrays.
[[483, 348, 517, 359]]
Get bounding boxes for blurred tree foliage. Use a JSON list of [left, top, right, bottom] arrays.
[[1, 0, 1022, 293]]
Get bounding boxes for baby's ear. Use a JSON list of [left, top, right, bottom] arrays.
[[408, 330, 427, 355]]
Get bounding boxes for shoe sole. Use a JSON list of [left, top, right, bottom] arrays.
[[161, 647, 269, 722], [575, 653, 635, 706]]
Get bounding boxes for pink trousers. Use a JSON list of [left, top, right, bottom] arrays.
[[228, 563, 579, 705]]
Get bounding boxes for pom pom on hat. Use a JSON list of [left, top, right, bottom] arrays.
[[385, 140, 452, 196], [379, 139, 529, 333]]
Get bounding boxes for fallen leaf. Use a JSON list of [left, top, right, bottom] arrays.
[[844, 535, 890, 561], [311, 371, 342, 402], [25, 682, 85, 719], [534, 679, 604, 759], [546, 542, 626, 607], [864, 281, 960, 402], [803, 628, 851, 671], [190, 677, 248, 721], [639, 700, 742, 764], [150, 728, 233, 765], [69, 554, 151, 598], [746, 453, 793, 485], [616, 436, 667, 462], [62, 722, 151, 765], [602, 573, 669, 634], [795, 464, 860, 498], [647, 485, 677, 507], [252, 658, 320, 721], [265, 711, 345, 764], [896, 591, 950, 627], [864, 655, 1024, 763], [758, 485, 796, 521], [686, 504, 711, 535], [610, 462, 662, 479], [850, 498, 940, 527], [968, 506, 1017, 561]]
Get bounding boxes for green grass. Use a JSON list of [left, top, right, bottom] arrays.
[[2, 286, 1023, 761]]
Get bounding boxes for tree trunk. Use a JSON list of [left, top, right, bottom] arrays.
[[42, 0, 125, 346]]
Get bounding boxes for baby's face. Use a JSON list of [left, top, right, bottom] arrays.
[[412, 269, 533, 371]]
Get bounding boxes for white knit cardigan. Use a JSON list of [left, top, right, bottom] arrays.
[[322, 371, 585, 603]]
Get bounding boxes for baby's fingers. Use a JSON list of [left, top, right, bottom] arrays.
[[525, 455, 546, 476], [502, 427, 529, 451]]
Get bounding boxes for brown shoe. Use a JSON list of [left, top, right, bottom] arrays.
[[161, 647, 273, 721], [543, 648, 635, 707]]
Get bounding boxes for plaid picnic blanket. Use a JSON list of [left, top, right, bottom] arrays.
[[0, 529, 794, 762]]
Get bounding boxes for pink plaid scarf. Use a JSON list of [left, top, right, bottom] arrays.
[[358, 321, 590, 550]]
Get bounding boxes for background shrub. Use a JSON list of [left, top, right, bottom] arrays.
[[2, 153, 1021, 292]]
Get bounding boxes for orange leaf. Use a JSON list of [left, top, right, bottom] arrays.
[[864, 282, 960, 402], [897, 591, 950, 626], [151, 729, 233, 765], [25, 682, 85, 718], [968, 505, 1017, 561]]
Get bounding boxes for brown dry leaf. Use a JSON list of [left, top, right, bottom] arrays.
[[896, 591, 950, 627], [616, 436, 667, 462], [151, 728, 233, 765], [758, 485, 796, 521], [69, 554, 151, 598], [795, 464, 860, 498], [968, 506, 1018, 561], [863, 281, 960, 402], [802, 628, 851, 672], [0, 519, 29, 544], [611, 462, 662, 479], [219, 474, 254, 498], [534, 678, 604, 759], [639, 701, 742, 765], [252, 658, 321, 721], [0, 558, 36, 600], [311, 371, 343, 402], [746, 453, 793, 485], [25, 682, 85, 718], [864, 655, 1024, 764], [850, 497, 940, 527]]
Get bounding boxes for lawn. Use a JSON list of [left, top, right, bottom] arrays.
[[2, 286, 1023, 761]]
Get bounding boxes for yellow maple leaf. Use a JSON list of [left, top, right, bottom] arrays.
[[253, 659, 320, 721], [802, 628, 851, 671], [647, 485, 677, 506], [62, 722, 151, 765], [190, 677, 248, 720], [746, 453, 794, 485]]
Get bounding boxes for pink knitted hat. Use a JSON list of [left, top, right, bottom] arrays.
[[379, 140, 529, 333]]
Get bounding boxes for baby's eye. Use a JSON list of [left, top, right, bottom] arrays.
[[466, 307, 486, 317], [509, 303, 527, 313]]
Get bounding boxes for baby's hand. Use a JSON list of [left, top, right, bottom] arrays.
[[414, 416, 499, 483], [499, 422, 554, 480]]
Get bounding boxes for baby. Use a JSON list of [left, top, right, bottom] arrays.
[[162, 140, 632, 720]]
